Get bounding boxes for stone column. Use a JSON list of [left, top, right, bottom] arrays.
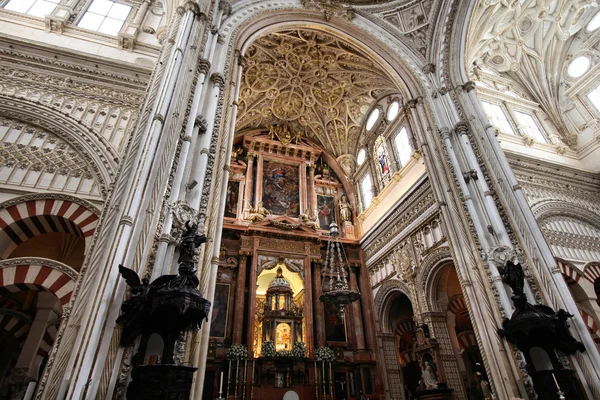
[[243, 153, 256, 211], [232, 255, 248, 344], [378, 333, 405, 400], [246, 241, 260, 357], [358, 251, 376, 352], [405, 97, 525, 399], [308, 164, 317, 216], [254, 155, 264, 207], [313, 261, 326, 348], [349, 266, 365, 351], [303, 250, 314, 356], [299, 163, 307, 214], [10, 293, 61, 399]]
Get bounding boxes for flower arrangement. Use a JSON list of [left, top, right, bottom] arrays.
[[277, 350, 293, 358], [315, 347, 336, 362], [292, 341, 307, 359], [226, 344, 248, 360], [261, 341, 277, 358]]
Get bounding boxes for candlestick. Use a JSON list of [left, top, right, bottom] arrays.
[[219, 371, 224, 394], [552, 373, 558, 387], [251, 359, 256, 400]]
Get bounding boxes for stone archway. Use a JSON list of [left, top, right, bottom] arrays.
[[0, 258, 77, 398], [374, 282, 415, 400]]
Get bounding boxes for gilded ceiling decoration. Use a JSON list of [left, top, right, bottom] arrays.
[[467, 1, 596, 144], [236, 29, 398, 157]]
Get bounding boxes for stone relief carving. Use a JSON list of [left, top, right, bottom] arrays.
[[0, 116, 105, 197], [236, 29, 397, 157], [170, 200, 199, 240]]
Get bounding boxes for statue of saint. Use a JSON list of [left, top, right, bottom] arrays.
[[245, 202, 271, 223], [339, 194, 353, 222], [420, 361, 438, 390]]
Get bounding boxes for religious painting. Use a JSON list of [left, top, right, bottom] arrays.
[[317, 195, 335, 230], [374, 135, 391, 186], [261, 160, 300, 217], [224, 181, 239, 218], [210, 283, 230, 338], [324, 303, 346, 342], [275, 322, 292, 351]]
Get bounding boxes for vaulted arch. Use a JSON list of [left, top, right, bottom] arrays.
[[0, 194, 100, 262]]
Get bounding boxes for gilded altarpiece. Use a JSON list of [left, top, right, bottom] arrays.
[[201, 130, 381, 400]]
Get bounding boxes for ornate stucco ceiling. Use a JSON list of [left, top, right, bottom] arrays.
[[236, 29, 398, 157], [466, 1, 597, 145]]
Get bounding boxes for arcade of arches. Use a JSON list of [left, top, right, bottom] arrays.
[[2, 1, 600, 400]]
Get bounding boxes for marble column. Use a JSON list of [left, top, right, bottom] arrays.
[[358, 251, 376, 352], [246, 241, 260, 357], [232, 255, 248, 344], [349, 266, 365, 350], [308, 164, 317, 217], [244, 153, 256, 211], [10, 293, 61, 399], [303, 251, 314, 356], [254, 155, 263, 207], [313, 261, 326, 348]]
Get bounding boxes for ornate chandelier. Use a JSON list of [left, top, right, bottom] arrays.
[[319, 222, 360, 317]]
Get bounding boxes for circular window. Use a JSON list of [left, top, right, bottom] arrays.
[[387, 101, 400, 121], [357, 148, 366, 166], [366, 109, 380, 131], [588, 13, 600, 32], [568, 56, 590, 78]]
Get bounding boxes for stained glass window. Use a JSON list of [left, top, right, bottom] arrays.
[[374, 135, 391, 186]]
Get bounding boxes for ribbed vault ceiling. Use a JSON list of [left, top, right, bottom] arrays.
[[466, 0, 598, 144], [236, 29, 398, 157]]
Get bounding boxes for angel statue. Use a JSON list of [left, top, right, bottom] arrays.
[[116, 265, 175, 346], [300, 208, 320, 231], [245, 202, 271, 223]]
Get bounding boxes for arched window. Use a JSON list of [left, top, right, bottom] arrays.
[[360, 173, 373, 211], [394, 127, 413, 168], [373, 135, 391, 186]]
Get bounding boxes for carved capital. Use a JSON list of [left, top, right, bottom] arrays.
[[438, 127, 451, 141], [219, 0, 233, 16], [454, 121, 470, 136], [210, 73, 226, 89], [197, 59, 211, 75]]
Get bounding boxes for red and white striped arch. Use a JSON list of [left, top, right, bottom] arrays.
[[457, 330, 478, 350], [583, 262, 600, 285], [0, 259, 77, 306], [0, 197, 99, 258], [556, 258, 582, 284], [0, 311, 30, 340], [578, 309, 600, 345]]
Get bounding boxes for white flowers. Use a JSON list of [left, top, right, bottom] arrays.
[[226, 344, 248, 360], [315, 347, 336, 362]]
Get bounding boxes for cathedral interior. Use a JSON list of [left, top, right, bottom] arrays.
[[2, 1, 600, 400]]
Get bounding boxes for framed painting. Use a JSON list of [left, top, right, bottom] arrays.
[[261, 160, 300, 217], [317, 195, 335, 230], [210, 283, 230, 338], [324, 303, 347, 342], [224, 181, 240, 218]]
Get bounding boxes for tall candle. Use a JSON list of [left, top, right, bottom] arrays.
[[220, 371, 224, 393]]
